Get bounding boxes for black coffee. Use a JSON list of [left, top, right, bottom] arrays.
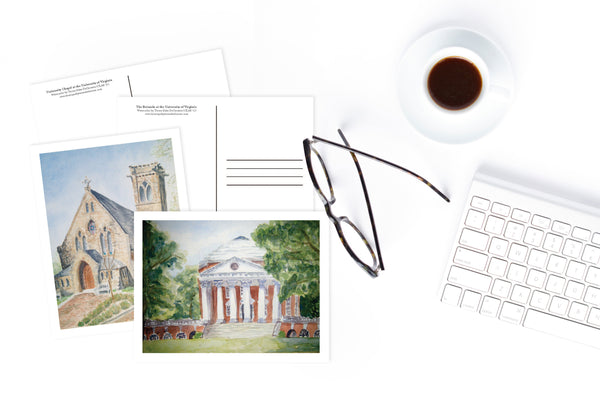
[[427, 57, 482, 110]]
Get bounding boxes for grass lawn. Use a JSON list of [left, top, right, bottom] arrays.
[[143, 337, 320, 353]]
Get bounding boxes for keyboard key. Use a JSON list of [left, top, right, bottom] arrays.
[[547, 254, 567, 274], [454, 247, 488, 271], [471, 196, 490, 210], [507, 263, 527, 283], [465, 209, 486, 229], [565, 281, 585, 300], [508, 243, 528, 263], [543, 233, 563, 253], [572, 227, 591, 241], [528, 249, 548, 269], [552, 221, 571, 235], [584, 286, 600, 306], [568, 302, 589, 321], [524, 309, 600, 348], [549, 296, 569, 315], [491, 202, 510, 216], [480, 296, 501, 317], [566, 260, 586, 280], [582, 244, 600, 264], [546, 275, 566, 294], [532, 214, 551, 229], [485, 215, 505, 235], [459, 228, 489, 251], [592, 233, 600, 245], [448, 266, 492, 292], [530, 290, 550, 309], [489, 237, 509, 257], [500, 302, 525, 324], [461, 290, 482, 311], [563, 239, 583, 258], [526, 269, 547, 289], [588, 308, 600, 326], [491, 279, 511, 298], [441, 284, 462, 306], [504, 221, 524, 241], [512, 208, 530, 223], [511, 285, 531, 304], [524, 227, 544, 247], [585, 266, 600, 286], [488, 258, 508, 277]]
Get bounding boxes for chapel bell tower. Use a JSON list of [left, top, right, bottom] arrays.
[[128, 162, 168, 211]]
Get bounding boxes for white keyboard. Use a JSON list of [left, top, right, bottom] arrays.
[[440, 172, 600, 348]]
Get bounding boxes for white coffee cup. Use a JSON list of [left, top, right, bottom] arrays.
[[398, 27, 515, 143]]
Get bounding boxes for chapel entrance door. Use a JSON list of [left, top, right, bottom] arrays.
[[79, 262, 95, 290]]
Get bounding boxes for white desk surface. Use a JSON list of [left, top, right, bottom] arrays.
[[4, 1, 599, 398]]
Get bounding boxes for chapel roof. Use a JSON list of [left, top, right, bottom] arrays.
[[90, 189, 134, 242], [85, 249, 104, 264], [55, 264, 73, 278]]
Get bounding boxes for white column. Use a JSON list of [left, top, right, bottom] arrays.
[[272, 283, 280, 321], [216, 282, 225, 323], [258, 281, 266, 323], [200, 281, 210, 323], [229, 284, 238, 323], [242, 282, 252, 322]]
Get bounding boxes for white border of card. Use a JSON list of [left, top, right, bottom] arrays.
[[117, 97, 315, 212], [31, 128, 188, 339], [133, 211, 329, 363], [31, 49, 230, 142]]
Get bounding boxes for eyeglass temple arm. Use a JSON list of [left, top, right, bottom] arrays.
[[311, 134, 450, 203], [336, 129, 385, 271]]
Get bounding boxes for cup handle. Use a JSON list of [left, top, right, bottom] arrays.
[[489, 84, 512, 101]]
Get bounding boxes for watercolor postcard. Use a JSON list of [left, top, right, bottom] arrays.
[[134, 211, 329, 362], [32, 128, 188, 338]]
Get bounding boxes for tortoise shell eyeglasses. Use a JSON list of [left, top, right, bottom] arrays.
[[303, 129, 450, 277]]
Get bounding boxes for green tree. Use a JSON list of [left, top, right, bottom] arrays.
[[252, 220, 320, 318], [171, 265, 201, 320], [142, 220, 184, 319], [52, 261, 62, 275], [151, 139, 179, 210]]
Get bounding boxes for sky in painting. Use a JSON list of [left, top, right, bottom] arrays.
[[154, 220, 267, 266], [40, 138, 177, 263]]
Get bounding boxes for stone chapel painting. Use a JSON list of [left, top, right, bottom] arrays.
[[39, 138, 181, 329], [142, 219, 321, 353]]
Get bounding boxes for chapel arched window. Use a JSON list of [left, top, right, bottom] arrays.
[[100, 233, 106, 254], [145, 183, 153, 201], [107, 231, 113, 254], [140, 181, 152, 202]]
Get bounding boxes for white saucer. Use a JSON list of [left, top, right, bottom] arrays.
[[398, 27, 515, 144]]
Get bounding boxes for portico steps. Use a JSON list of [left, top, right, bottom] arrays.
[[203, 322, 276, 339]]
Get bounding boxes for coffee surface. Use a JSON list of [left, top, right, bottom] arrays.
[[427, 57, 482, 110]]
